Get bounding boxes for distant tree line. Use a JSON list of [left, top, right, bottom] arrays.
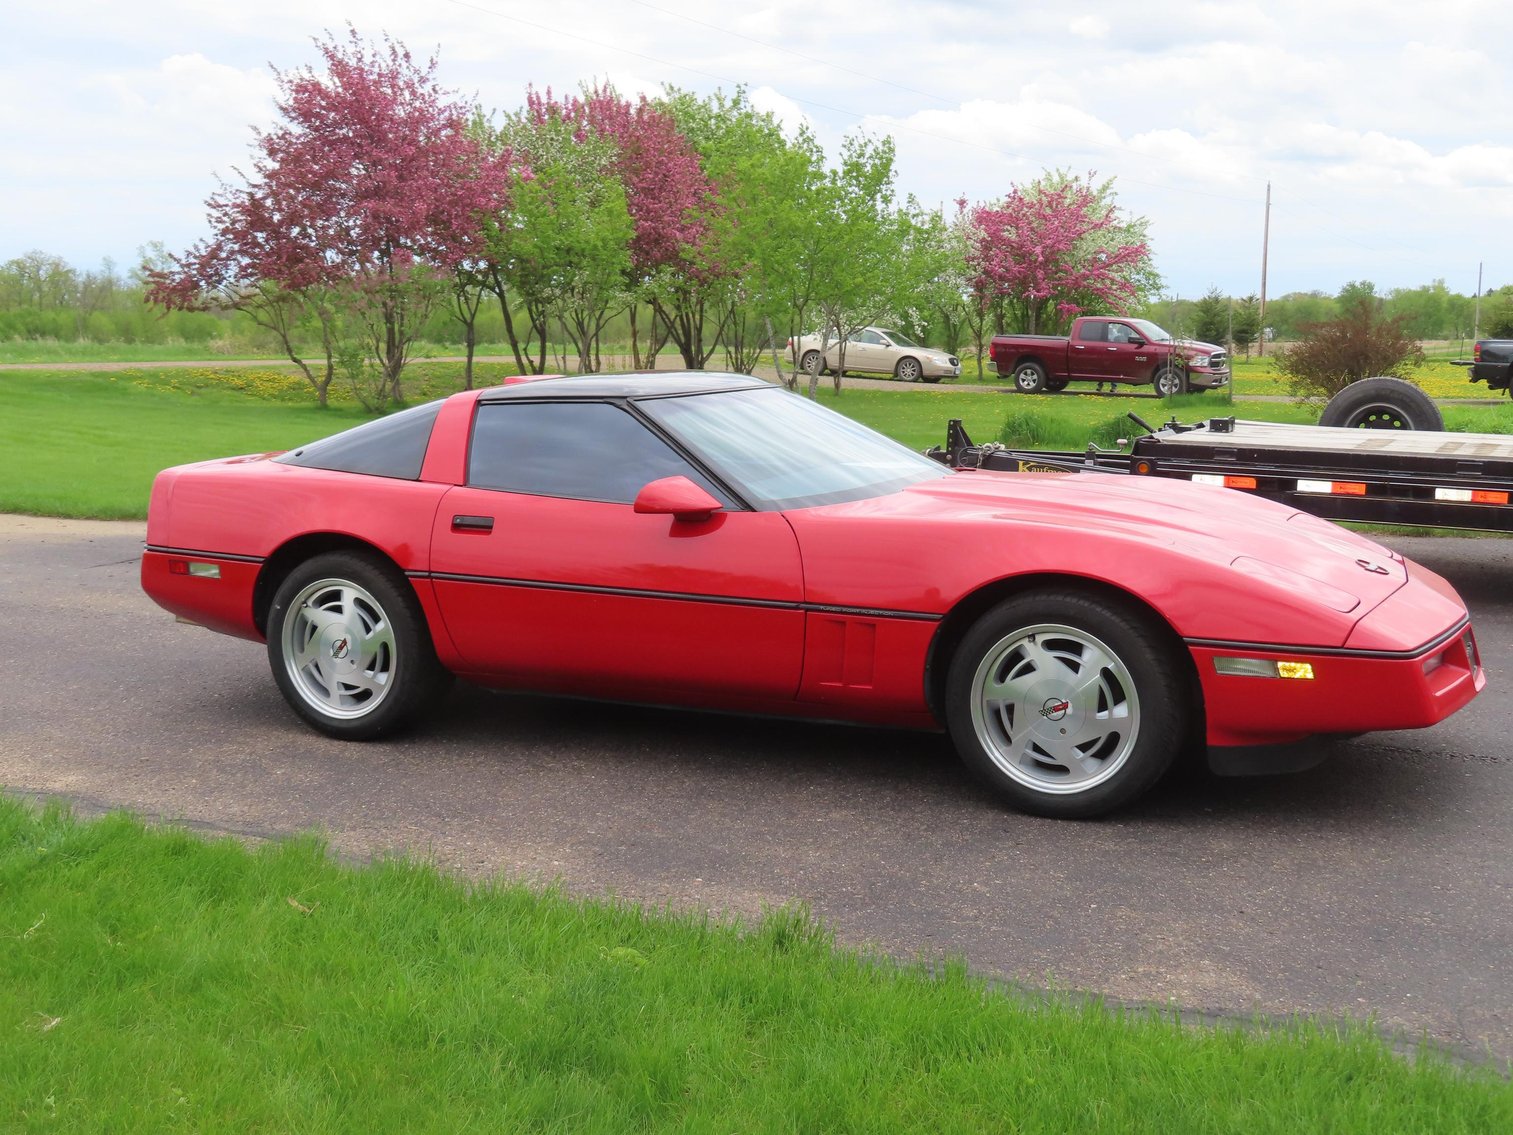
[[4, 29, 1506, 405], [0, 30, 1159, 406], [1141, 279, 1513, 358]]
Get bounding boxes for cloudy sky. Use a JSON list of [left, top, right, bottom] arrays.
[[4, 0, 1511, 300]]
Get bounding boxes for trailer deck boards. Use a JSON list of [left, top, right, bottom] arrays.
[[1145, 418, 1513, 464]]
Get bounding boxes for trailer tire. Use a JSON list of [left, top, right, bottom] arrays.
[[1319, 377, 1443, 432]]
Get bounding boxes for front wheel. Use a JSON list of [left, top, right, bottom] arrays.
[[945, 591, 1188, 818], [894, 356, 923, 382], [1154, 368, 1187, 396], [267, 552, 451, 740], [1012, 361, 1048, 394]]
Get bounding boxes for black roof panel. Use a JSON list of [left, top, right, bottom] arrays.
[[477, 371, 773, 401]]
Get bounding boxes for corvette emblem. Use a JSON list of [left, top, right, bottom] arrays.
[[1040, 698, 1071, 720], [331, 636, 350, 660]]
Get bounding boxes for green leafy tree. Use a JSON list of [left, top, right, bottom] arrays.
[[807, 134, 911, 395], [1482, 286, 1513, 338], [1232, 294, 1261, 358], [1191, 286, 1229, 345], [1262, 291, 1334, 341], [1384, 279, 1452, 340], [487, 92, 634, 374], [659, 87, 826, 377]]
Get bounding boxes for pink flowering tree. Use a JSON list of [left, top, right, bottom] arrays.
[[966, 171, 1157, 334], [584, 87, 716, 369], [483, 85, 712, 373], [147, 29, 514, 405]]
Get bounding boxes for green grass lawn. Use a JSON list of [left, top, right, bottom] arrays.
[[6, 363, 1513, 1124], [6, 362, 1513, 519], [4, 797, 1507, 1133]]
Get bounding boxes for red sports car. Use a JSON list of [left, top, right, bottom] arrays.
[[142, 373, 1484, 818]]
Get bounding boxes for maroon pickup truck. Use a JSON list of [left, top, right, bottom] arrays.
[[990, 316, 1230, 395]]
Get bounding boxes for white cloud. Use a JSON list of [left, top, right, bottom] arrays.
[[2, 0, 1511, 296]]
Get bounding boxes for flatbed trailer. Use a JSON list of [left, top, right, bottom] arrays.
[[931, 415, 1513, 534]]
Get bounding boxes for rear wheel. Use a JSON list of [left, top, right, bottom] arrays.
[[1012, 361, 1048, 394], [267, 551, 451, 740], [945, 591, 1187, 818], [1318, 376, 1443, 431], [800, 350, 822, 376]]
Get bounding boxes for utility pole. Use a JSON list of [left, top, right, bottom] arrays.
[[1474, 261, 1483, 341], [1258, 181, 1271, 357]]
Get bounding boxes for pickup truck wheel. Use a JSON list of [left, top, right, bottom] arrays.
[[945, 590, 1186, 819], [1155, 368, 1187, 396], [1046, 377, 1069, 392], [894, 356, 923, 382], [1012, 361, 1048, 394], [1318, 376, 1443, 431]]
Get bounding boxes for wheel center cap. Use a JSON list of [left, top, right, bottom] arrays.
[[330, 635, 351, 661], [1039, 697, 1071, 721]]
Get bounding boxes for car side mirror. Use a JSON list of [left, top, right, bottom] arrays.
[[1127, 336, 1145, 347], [633, 476, 724, 523]]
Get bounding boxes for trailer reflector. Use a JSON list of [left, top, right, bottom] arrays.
[[1434, 487, 1510, 505], [1297, 479, 1366, 496], [1191, 473, 1258, 490]]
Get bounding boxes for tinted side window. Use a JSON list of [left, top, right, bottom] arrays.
[[1076, 321, 1108, 343], [469, 401, 723, 504], [276, 400, 442, 479]]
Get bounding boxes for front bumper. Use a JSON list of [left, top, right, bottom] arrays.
[[1191, 620, 1482, 750], [1187, 367, 1231, 390]]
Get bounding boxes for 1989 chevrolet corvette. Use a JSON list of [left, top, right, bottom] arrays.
[[142, 372, 1484, 818]]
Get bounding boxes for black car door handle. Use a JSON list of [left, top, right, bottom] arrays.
[[451, 514, 494, 534]]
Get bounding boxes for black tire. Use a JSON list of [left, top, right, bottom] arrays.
[[894, 356, 923, 382], [1318, 376, 1443, 431], [1012, 361, 1048, 394], [1154, 367, 1187, 397], [944, 590, 1188, 819], [266, 551, 451, 740], [800, 350, 823, 376], [1046, 377, 1069, 392]]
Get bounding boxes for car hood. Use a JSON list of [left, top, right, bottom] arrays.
[[945, 468, 1395, 584], [1171, 337, 1224, 357], [824, 469, 1409, 621]]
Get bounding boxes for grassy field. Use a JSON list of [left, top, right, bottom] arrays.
[[4, 360, 1512, 519], [5, 797, 1508, 1133], [6, 361, 1513, 1124]]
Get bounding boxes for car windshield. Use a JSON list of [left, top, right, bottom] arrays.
[[638, 386, 950, 510], [1128, 319, 1173, 343], [877, 329, 921, 348]]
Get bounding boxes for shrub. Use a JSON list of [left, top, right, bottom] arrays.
[[1276, 299, 1423, 404]]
